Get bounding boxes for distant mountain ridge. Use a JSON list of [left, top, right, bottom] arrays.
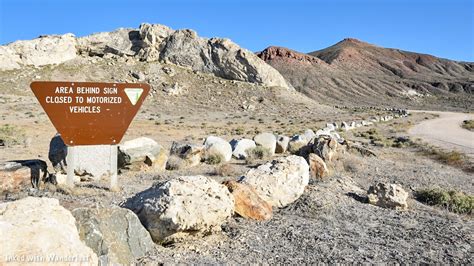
[[257, 39, 473, 108]]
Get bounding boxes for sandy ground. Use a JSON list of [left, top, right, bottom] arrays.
[[408, 111, 474, 158]]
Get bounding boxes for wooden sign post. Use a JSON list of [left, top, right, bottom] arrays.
[[30, 81, 150, 189]]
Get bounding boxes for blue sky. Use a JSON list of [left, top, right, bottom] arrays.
[[0, 0, 472, 61]]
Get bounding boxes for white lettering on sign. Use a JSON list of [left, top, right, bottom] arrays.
[[44, 85, 137, 114]]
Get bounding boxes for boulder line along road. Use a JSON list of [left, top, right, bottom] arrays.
[[408, 110, 474, 158]]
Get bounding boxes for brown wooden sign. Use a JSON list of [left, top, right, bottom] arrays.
[[30, 81, 150, 145]]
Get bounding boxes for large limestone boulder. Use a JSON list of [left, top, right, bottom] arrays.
[[0, 160, 48, 192], [253, 132, 277, 156], [276, 135, 290, 153], [139, 23, 291, 89], [118, 137, 168, 171], [224, 181, 272, 221], [0, 197, 98, 265], [367, 183, 409, 210], [72, 206, 155, 265], [203, 136, 232, 162], [230, 139, 256, 159], [241, 155, 309, 208], [77, 28, 141, 56], [123, 175, 234, 244], [0, 34, 77, 70]]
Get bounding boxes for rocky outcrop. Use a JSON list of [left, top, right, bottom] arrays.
[[150, 26, 291, 89], [367, 183, 409, 210], [241, 155, 309, 208], [77, 28, 141, 57], [123, 175, 234, 243], [0, 197, 98, 264], [72, 206, 155, 265], [0, 23, 292, 90], [224, 180, 272, 221], [0, 34, 77, 70], [118, 137, 168, 171]]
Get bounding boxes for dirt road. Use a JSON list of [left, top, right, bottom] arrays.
[[408, 111, 474, 158]]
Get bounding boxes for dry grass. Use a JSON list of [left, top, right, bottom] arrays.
[[0, 124, 26, 147], [461, 120, 474, 131], [416, 188, 473, 215], [245, 146, 272, 164], [205, 154, 224, 165]]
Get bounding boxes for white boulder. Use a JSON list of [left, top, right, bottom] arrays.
[[241, 155, 309, 208], [0, 197, 98, 264], [230, 139, 256, 159], [123, 175, 234, 243], [204, 136, 232, 162], [254, 132, 277, 156]]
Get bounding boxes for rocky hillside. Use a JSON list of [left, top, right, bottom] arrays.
[[257, 40, 474, 110], [0, 23, 291, 90]]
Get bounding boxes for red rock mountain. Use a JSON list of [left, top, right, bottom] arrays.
[[257, 39, 474, 109]]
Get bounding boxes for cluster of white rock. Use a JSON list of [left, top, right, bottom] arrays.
[[339, 110, 409, 132]]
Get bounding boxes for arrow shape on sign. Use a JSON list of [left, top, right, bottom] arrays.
[[125, 88, 144, 105]]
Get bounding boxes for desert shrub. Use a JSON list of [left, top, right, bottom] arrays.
[[461, 120, 474, 131], [416, 188, 473, 215], [205, 154, 223, 165], [342, 154, 363, 173], [0, 124, 26, 147], [245, 146, 272, 164], [214, 163, 241, 177]]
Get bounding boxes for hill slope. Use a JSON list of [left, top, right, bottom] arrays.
[[257, 39, 474, 110]]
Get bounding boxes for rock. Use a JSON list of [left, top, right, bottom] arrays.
[[138, 23, 174, 60], [163, 82, 184, 95], [140, 24, 291, 89], [0, 34, 77, 70], [0, 160, 48, 192], [224, 181, 272, 221], [169, 141, 204, 167], [287, 135, 309, 154], [122, 175, 234, 243], [230, 139, 256, 159], [367, 183, 409, 210], [77, 28, 140, 57], [0, 197, 98, 264], [131, 71, 146, 81], [311, 136, 342, 163], [241, 155, 309, 208], [118, 137, 168, 171], [253, 132, 277, 156], [204, 136, 232, 162], [72, 206, 155, 265], [308, 153, 329, 179], [276, 135, 290, 153], [303, 129, 316, 141]]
